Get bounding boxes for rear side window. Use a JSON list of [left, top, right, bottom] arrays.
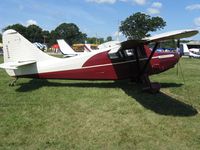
[[109, 45, 146, 60]]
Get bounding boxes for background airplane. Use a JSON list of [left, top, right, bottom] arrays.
[[57, 39, 121, 57], [180, 43, 200, 58], [57, 39, 80, 57]]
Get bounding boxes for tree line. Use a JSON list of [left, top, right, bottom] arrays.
[[0, 33, 2, 43], [0, 12, 167, 46], [2, 23, 110, 47]]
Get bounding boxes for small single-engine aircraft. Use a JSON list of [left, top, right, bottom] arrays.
[[0, 29, 198, 92], [180, 43, 200, 58]]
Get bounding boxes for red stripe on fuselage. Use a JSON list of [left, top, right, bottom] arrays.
[[19, 61, 135, 80]]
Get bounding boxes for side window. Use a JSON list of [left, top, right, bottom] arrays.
[[109, 53, 119, 59], [109, 45, 146, 60], [125, 49, 135, 57], [137, 46, 146, 58], [108, 50, 125, 60]]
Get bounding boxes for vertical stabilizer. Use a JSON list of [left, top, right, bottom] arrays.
[[57, 39, 76, 55], [3, 29, 53, 63]]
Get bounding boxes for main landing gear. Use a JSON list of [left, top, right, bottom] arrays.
[[9, 77, 18, 86], [141, 74, 161, 94]]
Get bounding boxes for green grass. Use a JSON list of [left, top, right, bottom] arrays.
[[0, 56, 200, 150]]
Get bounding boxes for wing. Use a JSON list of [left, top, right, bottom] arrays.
[[109, 29, 199, 57], [143, 29, 199, 43], [108, 29, 199, 76]]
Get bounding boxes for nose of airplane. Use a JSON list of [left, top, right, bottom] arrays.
[[157, 52, 181, 73]]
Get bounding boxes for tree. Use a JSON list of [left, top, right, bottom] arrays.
[[3, 24, 27, 37], [3, 24, 44, 43], [0, 33, 2, 43], [52, 23, 87, 45], [26, 25, 43, 43], [119, 12, 166, 39], [86, 37, 104, 44], [97, 38, 104, 44], [49, 30, 59, 46], [106, 36, 112, 42], [42, 30, 50, 44]]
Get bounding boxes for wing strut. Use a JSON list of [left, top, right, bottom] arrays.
[[139, 42, 159, 76], [134, 47, 141, 78], [139, 42, 161, 93]]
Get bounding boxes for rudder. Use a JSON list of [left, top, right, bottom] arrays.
[[2, 29, 53, 63]]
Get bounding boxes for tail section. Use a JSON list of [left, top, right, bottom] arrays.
[[57, 39, 77, 55], [0, 29, 57, 77], [2, 29, 52, 63]]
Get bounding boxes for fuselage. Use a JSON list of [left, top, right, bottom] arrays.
[[11, 44, 180, 80]]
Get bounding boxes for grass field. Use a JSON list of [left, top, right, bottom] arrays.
[[0, 56, 200, 150]]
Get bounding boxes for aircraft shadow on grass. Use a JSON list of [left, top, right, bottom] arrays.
[[16, 79, 198, 117]]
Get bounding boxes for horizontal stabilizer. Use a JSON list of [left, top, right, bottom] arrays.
[[0, 60, 36, 70]]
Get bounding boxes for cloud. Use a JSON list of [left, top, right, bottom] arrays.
[[186, 4, 200, 10], [26, 19, 37, 26], [132, 0, 147, 6], [86, 0, 148, 5], [147, 8, 160, 15], [194, 17, 200, 26], [147, 2, 162, 15], [86, 0, 116, 4], [152, 2, 162, 8]]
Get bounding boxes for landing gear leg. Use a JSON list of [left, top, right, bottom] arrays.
[[141, 74, 161, 94], [9, 77, 18, 86]]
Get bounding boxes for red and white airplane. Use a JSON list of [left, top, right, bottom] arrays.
[[0, 29, 198, 92]]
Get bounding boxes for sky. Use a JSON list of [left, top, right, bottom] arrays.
[[0, 0, 200, 40]]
